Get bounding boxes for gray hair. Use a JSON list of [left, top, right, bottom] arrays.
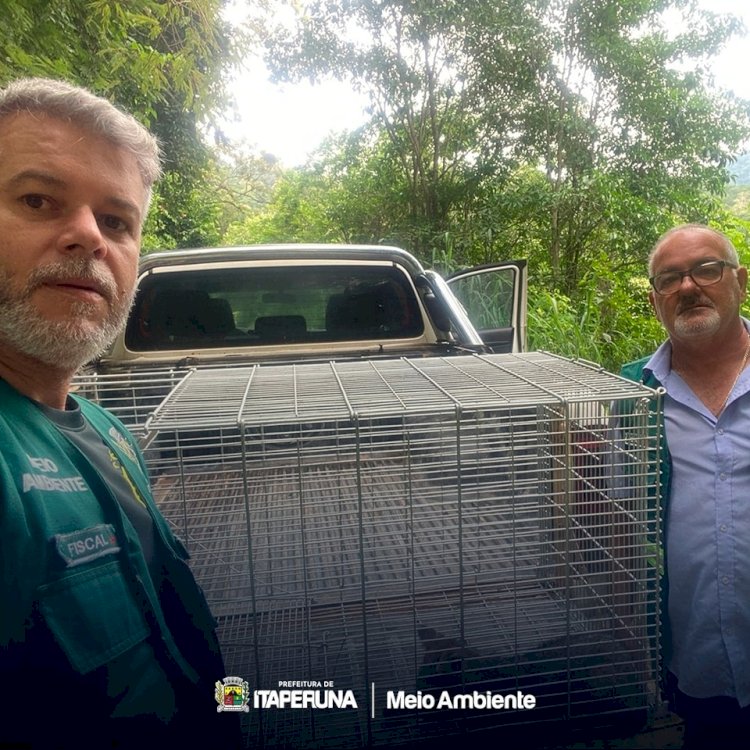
[[648, 223, 739, 276], [0, 77, 162, 202]]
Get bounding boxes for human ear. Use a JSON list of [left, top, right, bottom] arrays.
[[738, 266, 748, 302]]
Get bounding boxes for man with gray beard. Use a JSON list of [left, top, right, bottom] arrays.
[[620, 224, 750, 748], [0, 256, 131, 371], [0, 79, 236, 748]]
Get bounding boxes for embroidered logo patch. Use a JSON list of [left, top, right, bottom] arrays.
[[108, 426, 137, 463], [53, 524, 120, 567]]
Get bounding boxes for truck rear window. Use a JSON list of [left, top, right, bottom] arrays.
[[125, 264, 424, 351]]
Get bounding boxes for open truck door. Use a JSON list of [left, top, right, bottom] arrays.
[[447, 260, 527, 353]]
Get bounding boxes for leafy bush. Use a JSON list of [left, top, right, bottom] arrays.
[[528, 270, 664, 373]]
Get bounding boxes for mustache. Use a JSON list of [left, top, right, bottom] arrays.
[[25, 259, 119, 302], [675, 295, 715, 315]]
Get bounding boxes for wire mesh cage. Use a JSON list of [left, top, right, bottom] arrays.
[[72, 367, 189, 437], [131, 352, 661, 748]]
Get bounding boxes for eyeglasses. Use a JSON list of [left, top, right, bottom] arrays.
[[649, 259, 737, 296]]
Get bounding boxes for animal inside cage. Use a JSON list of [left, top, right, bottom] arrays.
[[137, 352, 662, 748]]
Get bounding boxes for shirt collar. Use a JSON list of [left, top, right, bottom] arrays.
[[644, 316, 750, 384]]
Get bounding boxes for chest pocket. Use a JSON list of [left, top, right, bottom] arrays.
[[37, 559, 150, 675]]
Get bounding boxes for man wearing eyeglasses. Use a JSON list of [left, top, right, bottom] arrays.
[[621, 223, 750, 748]]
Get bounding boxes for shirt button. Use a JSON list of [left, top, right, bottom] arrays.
[[722, 576, 730, 585], [720, 524, 728, 532], [720, 473, 727, 481], [718, 428, 725, 435]]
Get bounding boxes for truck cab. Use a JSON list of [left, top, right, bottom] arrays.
[[97, 244, 527, 372]]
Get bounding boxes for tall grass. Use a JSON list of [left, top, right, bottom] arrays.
[[527, 282, 664, 374]]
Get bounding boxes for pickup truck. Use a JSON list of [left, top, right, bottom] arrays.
[[77, 243, 527, 435], [78, 243, 526, 432]]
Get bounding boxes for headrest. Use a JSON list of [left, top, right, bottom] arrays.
[[254, 315, 307, 342]]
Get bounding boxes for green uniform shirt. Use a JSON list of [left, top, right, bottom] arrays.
[[0, 378, 231, 747]]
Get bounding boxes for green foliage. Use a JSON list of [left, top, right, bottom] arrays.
[[143, 141, 285, 251], [528, 268, 664, 373], [0, 0, 232, 123], [308, 129, 417, 245], [142, 171, 224, 251], [725, 185, 750, 221], [223, 169, 343, 245], [0, 0, 239, 250], [263, 0, 516, 255], [259, 0, 750, 299]]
